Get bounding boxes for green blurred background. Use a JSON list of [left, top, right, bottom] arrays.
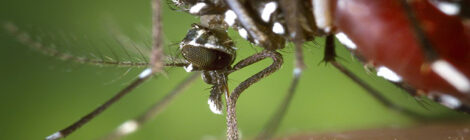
[[0, 0, 468, 140]]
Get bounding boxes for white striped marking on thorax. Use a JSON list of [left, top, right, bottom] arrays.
[[186, 29, 206, 48], [224, 10, 237, 26], [172, 0, 182, 6], [189, 2, 207, 14], [238, 28, 248, 39], [272, 22, 285, 34], [261, 2, 277, 22], [431, 60, 470, 93]]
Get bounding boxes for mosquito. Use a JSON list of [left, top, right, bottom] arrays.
[[3, 0, 470, 140]]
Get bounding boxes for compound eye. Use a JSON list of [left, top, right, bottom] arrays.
[[181, 45, 233, 70]]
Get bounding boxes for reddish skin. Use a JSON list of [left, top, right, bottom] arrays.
[[333, 0, 470, 101]]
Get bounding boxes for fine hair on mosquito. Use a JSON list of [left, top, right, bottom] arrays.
[[2, 0, 470, 140]]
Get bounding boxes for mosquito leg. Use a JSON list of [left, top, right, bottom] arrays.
[[330, 61, 427, 118], [256, 66, 301, 140], [323, 35, 426, 120], [460, 1, 470, 18], [392, 81, 470, 113], [150, 0, 164, 73], [45, 70, 152, 140], [398, 0, 439, 62], [389, 82, 435, 110], [225, 50, 283, 140], [45, 0, 168, 139], [256, 1, 306, 136], [101, 72, 199, 140], [399, 1, 470, 95], [398, 0, 470, 109], [43, 62, 189, 140], [256, 47, 303, 140]]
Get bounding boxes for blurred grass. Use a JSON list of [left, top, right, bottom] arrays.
[[0, 0, 468, 140]]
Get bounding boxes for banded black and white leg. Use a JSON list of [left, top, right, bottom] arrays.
[[324, 35, 430, 119]]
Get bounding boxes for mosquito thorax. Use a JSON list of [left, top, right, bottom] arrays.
[[172, 0, 324, 51], [180, 24, 236, 72]]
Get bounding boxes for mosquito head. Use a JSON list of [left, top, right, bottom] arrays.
[[180, 24, 236, 72]]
